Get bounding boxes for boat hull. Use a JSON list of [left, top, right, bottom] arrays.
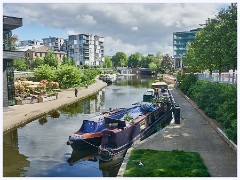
[[67, 136, 102, 149]]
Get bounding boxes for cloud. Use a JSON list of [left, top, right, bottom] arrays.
[[76, 14, 97, 25], [3, 3, 228, 56], [131, 26, 138, 31]]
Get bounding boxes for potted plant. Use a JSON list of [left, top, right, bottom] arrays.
[[15, 97, 23, 105]]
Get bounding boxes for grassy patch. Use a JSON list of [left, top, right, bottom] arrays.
[[123, 149, 210, 177]]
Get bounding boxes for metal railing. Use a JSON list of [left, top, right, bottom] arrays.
[[195, 73, 237, 84]]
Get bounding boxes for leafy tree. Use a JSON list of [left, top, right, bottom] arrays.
[[13, 58, 28, 71], [128, 52, 142, 68], [44, 50, 58, 68], [183, 4, 237, 73], [154, 52, 163, 70], [70, 57, 76, 66], [34, 64, 56, 81], [111, 52, 128, 67], [149, 62, 157, 71], [56, 65, 83, 88], [162, 54, 173, 72], [3, 34, 19, 50], [33, 57, 44, 68], [62, 56, 71, 65], [141, 54, 155, 68], [102, 56, 112, 68]]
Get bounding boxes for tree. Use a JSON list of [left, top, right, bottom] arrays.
[[102, 56, 112, 68], [34, 64, 56, 81], [33, 57, 44, 68], [140, 54, 155, 68], [44, 50, 58, 68], [149, 62, 157, 71], [154, 52, 163, 70], [56, 64, 83, 88], [111, 52, 128, 67], [13, 58, 27, 71], [128, 52, 142, 68], [183, 4, 237, 73]]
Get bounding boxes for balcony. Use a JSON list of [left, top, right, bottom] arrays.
[[3, 15, 22, 31]]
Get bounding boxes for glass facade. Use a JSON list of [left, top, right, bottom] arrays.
[[173, 28, 201, 69], [4, 59, 15, 106]]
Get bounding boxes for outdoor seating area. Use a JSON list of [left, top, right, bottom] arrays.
[[14, 78, 60, 105]]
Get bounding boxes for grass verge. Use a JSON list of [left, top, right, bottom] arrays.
[[123, 149, 210, 177]]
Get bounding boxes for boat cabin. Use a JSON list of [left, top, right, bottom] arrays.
[[151, 82, 168, 89], [143, 89, 154, 102]]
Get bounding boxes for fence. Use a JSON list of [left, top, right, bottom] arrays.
[[195, 72, 237, 84]]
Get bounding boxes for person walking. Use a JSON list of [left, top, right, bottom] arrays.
[[75, 88, 78, 97]]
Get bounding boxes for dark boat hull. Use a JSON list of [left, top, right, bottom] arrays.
[[99, 103, 173, 161], [67, 136, 102, 149]]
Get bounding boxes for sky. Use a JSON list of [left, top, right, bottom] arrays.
[[2, 1, 231, 57]]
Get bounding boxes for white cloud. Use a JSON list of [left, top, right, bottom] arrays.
[[3, 3, 229, 56], [131, 26, 138, 31], [76, 14, 97, 25]]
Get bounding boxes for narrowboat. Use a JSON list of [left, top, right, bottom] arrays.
[[98, 87, 175, 161], [67, 108, 126, 149], [67, 105, 149, 150]]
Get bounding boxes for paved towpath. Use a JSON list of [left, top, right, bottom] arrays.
[[119, 87, 237, 177], [3, 79, 107, 133]]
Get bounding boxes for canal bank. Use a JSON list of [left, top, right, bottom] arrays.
[[3, 79, 107, 133], [118, 87, 237, 177]]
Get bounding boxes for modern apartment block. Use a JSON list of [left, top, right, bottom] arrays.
[[173, 28, 201, 70], [17, 40, 44, 51], [68, 34, 104, 66], [19, 40, 43, 46], [42, 36, 64, 51]]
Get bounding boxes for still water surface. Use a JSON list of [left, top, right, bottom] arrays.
[[3, 76, 156, 177]]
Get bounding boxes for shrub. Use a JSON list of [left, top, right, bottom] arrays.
[[187, 80, 237, 143], [34, 64, 56, 81], [56, 65, 83, 89], [177, 73, 197, 95]]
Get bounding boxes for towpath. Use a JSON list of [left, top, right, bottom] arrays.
[[118, 87, 237, 177], [3, 79, 107, 133]]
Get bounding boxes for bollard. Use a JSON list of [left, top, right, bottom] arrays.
[[174, 104, 180, 124]]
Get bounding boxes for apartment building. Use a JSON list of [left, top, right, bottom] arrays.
[[25, 46, 67, 65], [17, 40, 44, 51], [68, 34, 104, 66], [42, 36, 64, 51], [173, 28, 201, 70]]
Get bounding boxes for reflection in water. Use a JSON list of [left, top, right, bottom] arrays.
[[38, 116, 48, 125], [3, 130, 30, 177], [3, 76, 158, 177], [59, 90, 105, 116], [67, 147, 126, 177], [49, 110, 61, 119]]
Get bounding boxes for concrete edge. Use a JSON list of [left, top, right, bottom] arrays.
[[176, 88, 237, 154], [3, 80, 107, 133]]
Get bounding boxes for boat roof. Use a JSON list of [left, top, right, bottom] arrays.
[[151, 82, 168, 86]]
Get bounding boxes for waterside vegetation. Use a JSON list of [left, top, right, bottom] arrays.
[[177, 73, 237, 144]]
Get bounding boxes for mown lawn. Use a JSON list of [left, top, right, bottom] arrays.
[[123, 149, 210, 177]]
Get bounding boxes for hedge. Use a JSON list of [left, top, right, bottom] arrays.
[[177, 74, 237, 144]]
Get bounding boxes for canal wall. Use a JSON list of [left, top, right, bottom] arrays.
[[3, 79, 107, 133]]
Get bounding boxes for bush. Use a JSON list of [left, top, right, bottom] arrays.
[[187, 80, 237, 143], [177, 73, 197, 95], [34, 64, 56, 81], [56, 65, 83, 89]]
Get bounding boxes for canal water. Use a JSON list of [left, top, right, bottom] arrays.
[[3, 75, 161, 177]]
